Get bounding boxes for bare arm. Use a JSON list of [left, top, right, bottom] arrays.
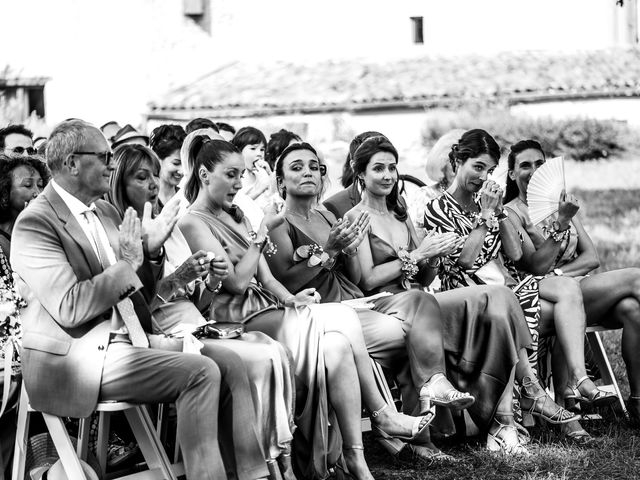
[[178, 214, 263, 295], [555, 216, 600, 277], [266, 221, 331, 292]]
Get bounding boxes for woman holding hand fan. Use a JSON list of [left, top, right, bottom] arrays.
[[503, 139, 639, 437]]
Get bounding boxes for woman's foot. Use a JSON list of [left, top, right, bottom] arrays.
[[370, 403, 433, 443], [343, 445, 374, 480], [520, 376, 580, 425], [407, 444, 458, 465], [487, 414, 530, 456], [565, 375, 618, 409], [419, 373, 475, 412], [560, 420, 595, 446]]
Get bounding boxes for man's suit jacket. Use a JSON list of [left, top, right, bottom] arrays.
[[11, 183, 161, 418], [322, 185, 360, 220]]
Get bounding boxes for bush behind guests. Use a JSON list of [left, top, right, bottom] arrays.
[[421, 109, 640, 161]]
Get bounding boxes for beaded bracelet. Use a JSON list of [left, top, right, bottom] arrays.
[[473, 212, 498, 230], [205, 279, 223, 293]]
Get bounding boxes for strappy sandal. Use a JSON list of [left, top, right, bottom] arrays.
[[562, 427, 595, 446], [564, 375, 618, 408], [486, 414, 530, 456], [336, 445, 374, 480], [520, 376, 580, 425], [407, 444, 458, 465], [371, 403, 434, 444], [419, 373, 476, 412]]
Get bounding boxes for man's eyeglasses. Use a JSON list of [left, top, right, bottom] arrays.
[[73, 151, 114, 164], [9, 146, 38, 155]]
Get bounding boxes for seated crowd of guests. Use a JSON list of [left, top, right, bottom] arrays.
[[0, 118, 639, 480]]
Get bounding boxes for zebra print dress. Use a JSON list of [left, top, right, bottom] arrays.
[[424, 191, 542, 369]]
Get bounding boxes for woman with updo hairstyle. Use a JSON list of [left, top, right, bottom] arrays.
[[323, 131, 385, 220], [178, 136, 435, 480], [108, 143, 295, 480], [265, 129, 302, 170], [149, 124, 187, 210], [504, 139, 636, 438], [419, 129, 579, 448]]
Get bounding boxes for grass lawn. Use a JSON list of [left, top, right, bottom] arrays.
[[363, 187, 640, 479]]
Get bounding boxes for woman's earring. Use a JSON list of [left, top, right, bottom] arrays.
[[204, 179, 210, 185]]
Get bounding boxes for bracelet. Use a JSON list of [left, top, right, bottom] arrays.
[[473, 212, 498, 230], [543, 221, 570, 243], [398, 248, 419, 281], [248, 231, 278, 257], [341, 247, 358, 257], [205, 278, 223, 293]]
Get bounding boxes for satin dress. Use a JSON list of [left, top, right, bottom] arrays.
[[182, 209, 351, 480]]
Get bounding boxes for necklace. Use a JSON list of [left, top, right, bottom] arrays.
[[361, 203, 389, 215], [286, 208, 312, 222]]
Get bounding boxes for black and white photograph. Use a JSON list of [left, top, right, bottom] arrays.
[[1, 1, 640, 479]]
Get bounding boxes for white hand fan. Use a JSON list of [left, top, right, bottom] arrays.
[[527, 156, 566, 225]]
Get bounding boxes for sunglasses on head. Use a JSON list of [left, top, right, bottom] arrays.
[[9, 146, 38, 155]]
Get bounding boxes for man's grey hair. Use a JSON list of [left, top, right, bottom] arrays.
[[46, 119, 92, 173]]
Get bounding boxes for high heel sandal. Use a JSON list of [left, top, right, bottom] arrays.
[[419, 373, 476, 412], [519, 376, 580, 425], [370, 403, 434, 444], [336, 445, 373, 480], [486, 413, 530, 456], [564, 375, 618, 409]]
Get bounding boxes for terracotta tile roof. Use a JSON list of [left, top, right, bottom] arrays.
[[0, 65, 50, 88], [148, 49, 640, 117]]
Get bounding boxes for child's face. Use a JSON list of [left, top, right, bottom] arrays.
[[241, 143, 265, 170]]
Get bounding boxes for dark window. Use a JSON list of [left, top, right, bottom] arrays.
[[27, 87, 45, 118], [410, 16, 424, 44], [184, 0, 210, 33]]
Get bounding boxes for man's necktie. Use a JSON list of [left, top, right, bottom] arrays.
[[83, 209, 149, 348]]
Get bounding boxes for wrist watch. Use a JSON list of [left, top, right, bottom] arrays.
[[552, 268, 564, 276]]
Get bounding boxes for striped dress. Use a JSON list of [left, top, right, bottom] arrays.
[[424, 191, 541, 370]]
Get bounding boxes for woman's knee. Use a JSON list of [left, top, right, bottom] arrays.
[[201, 343, 248, 380], [322, 331, 352, 365], [321, 303, 362, 332], [615, 297, 640, 327]]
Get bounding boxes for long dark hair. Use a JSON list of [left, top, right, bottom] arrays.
[[504, 139, 545, 203], [448, 129, 501, 174], [352, 136, 407, 221]]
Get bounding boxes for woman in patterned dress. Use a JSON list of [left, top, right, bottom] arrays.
[[421, 130, 577, 428], [504, 139, 634, 434]]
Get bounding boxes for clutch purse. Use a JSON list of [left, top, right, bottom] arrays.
[[192, 322, 245, 340]]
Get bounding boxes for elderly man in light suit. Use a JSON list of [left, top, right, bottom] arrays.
[[11, 119, 227, 479]]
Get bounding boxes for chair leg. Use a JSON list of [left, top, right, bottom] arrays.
[[11, 385, 30, 480], [587, 331, 629, 419], [95, 411, 110, 477], [76, 416, 91, 461], [42, 413, 87, 479], [124, 406, 177, 480]]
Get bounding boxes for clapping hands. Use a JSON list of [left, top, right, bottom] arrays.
[[478, 180, 503, 215], [325, 211, 371, 256], [412, 230, 462, 263], [141, 195, 180, 257]]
